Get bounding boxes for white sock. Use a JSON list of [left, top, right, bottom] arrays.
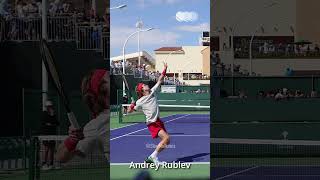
[[150, 150, 158, 158]]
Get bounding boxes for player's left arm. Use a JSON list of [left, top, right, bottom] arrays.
[[128, 100, 141, 113], [56, 127, 85, 163], [152, 63, 168, 91]]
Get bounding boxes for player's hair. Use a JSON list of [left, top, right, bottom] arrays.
[[136, 83, 144, 99], [81, 70, 109, 117]]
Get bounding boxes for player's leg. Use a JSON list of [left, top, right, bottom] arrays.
[[44, 144, 49, 163], [146, 119, 170, 164], [146, 129, 170, 164], [48, 141, 55, 167], [42, 143, 49, 169], [155, 129, 170, 154]]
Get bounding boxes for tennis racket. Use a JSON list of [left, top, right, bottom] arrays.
[[121, 73, 135, 102], [40, 39, 80, 129]]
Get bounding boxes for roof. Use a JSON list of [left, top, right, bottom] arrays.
[[110, 51, 155, 63], [201, 46, 210, 53], [154, 47, 183, 52]]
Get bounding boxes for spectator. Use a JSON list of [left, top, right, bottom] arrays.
[[263, 42, 268, 54], [0, 0, 9, 16], [122, 94, 128, 115], [16, 1, 25, 18], [257, 90, 265, 99], [285, 44, 291, 56], [315, 44, 320, 53], [311, 90, 318, 98], [41, 100, 59, 170], [285, 67, 293, 76], [266, 91, 275, 98], [238, 90, 247, 99], [275, 89, 284, 100], [282, 88, 289, 99], [295, 90, 304, 98]]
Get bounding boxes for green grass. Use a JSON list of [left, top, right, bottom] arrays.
[[37, 168, 108, 180], [0, 168, 109, 180], [110, 164, 210, 180], [0, 171, 28, 180]]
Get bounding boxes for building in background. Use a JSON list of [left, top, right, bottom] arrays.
[[154, 46, 209, 86], [211, 0, 320, 76], [110, 51, 155, 75], [199, 31, 210, 46]]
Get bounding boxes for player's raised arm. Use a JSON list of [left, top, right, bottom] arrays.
[[154, 62, 168, 88]]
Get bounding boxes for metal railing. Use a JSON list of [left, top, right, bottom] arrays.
[[5, 17, 42, 42], [0, 17, 5, 42], [75, 22, 103, 51], [1, 16, 105, 51], [47, 16, 76, 41]]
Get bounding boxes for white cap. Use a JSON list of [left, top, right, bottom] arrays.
[[45, 101, 53, 106]]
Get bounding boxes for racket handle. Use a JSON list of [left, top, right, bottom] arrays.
[[67, 112, 80, 129]]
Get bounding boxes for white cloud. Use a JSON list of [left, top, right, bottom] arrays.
[[176, 23, 210, 32], [176, 11, 198, 22], [110, 26, 181, 51]]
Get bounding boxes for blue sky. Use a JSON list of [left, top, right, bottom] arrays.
[[110, 0, 210, 57]]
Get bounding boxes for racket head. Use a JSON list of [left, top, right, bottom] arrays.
[[40, 39, 79, 128], [121, 73, 134, 101]]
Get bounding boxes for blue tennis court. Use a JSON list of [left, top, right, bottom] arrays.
[[110, 113, 210, 179], [111, 114, 210, 163], [211, 137, 320, 179], [212, 166, 320, 179]]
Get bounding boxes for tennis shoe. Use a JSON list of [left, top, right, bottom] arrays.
[[145, 156, 164, 166]]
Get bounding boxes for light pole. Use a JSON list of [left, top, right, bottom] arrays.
[[249, 24, 263, 75], [122, 28, 154, 96], [110, 4, 127, 10], [230, 1, 278, 76], [42, 0, 48, 111], [136, 19, 143, 66]]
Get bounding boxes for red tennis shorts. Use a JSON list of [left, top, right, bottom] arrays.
[[147, 118, 167, 139]]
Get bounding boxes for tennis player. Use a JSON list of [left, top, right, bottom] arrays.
[[128, 63, 170, 165], [56, 69, 109, 163]]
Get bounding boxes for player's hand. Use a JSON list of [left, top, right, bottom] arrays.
[[163, 62, 168, 69], [68, 127, 84, 141]]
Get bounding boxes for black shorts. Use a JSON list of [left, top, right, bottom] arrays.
[[43, 140, 56, 147]]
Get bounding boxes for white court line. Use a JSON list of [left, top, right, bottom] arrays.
[[110, 114, 178, 131], [110, 114, 190, 141], [127, 134, 210, 137], [111, 162, 210, 166], [111, 123, 138, 131], [215, 166, 259, 180]]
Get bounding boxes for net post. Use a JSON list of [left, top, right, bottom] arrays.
[[34, 137, 40, 180], [28, 137, 35, 180], [119, 105, 123, 123]]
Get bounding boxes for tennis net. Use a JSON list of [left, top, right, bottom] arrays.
[[30, 135, 107, 180], [118, 104, 210, 123], [212, 138, 320, 166]]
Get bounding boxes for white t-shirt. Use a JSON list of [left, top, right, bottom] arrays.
[[76, 110, 109, 160], [134, 82, 161, 125]]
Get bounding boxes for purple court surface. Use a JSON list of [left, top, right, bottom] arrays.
[[211, 166, 320, 179], [110, 114, 210, 164]]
